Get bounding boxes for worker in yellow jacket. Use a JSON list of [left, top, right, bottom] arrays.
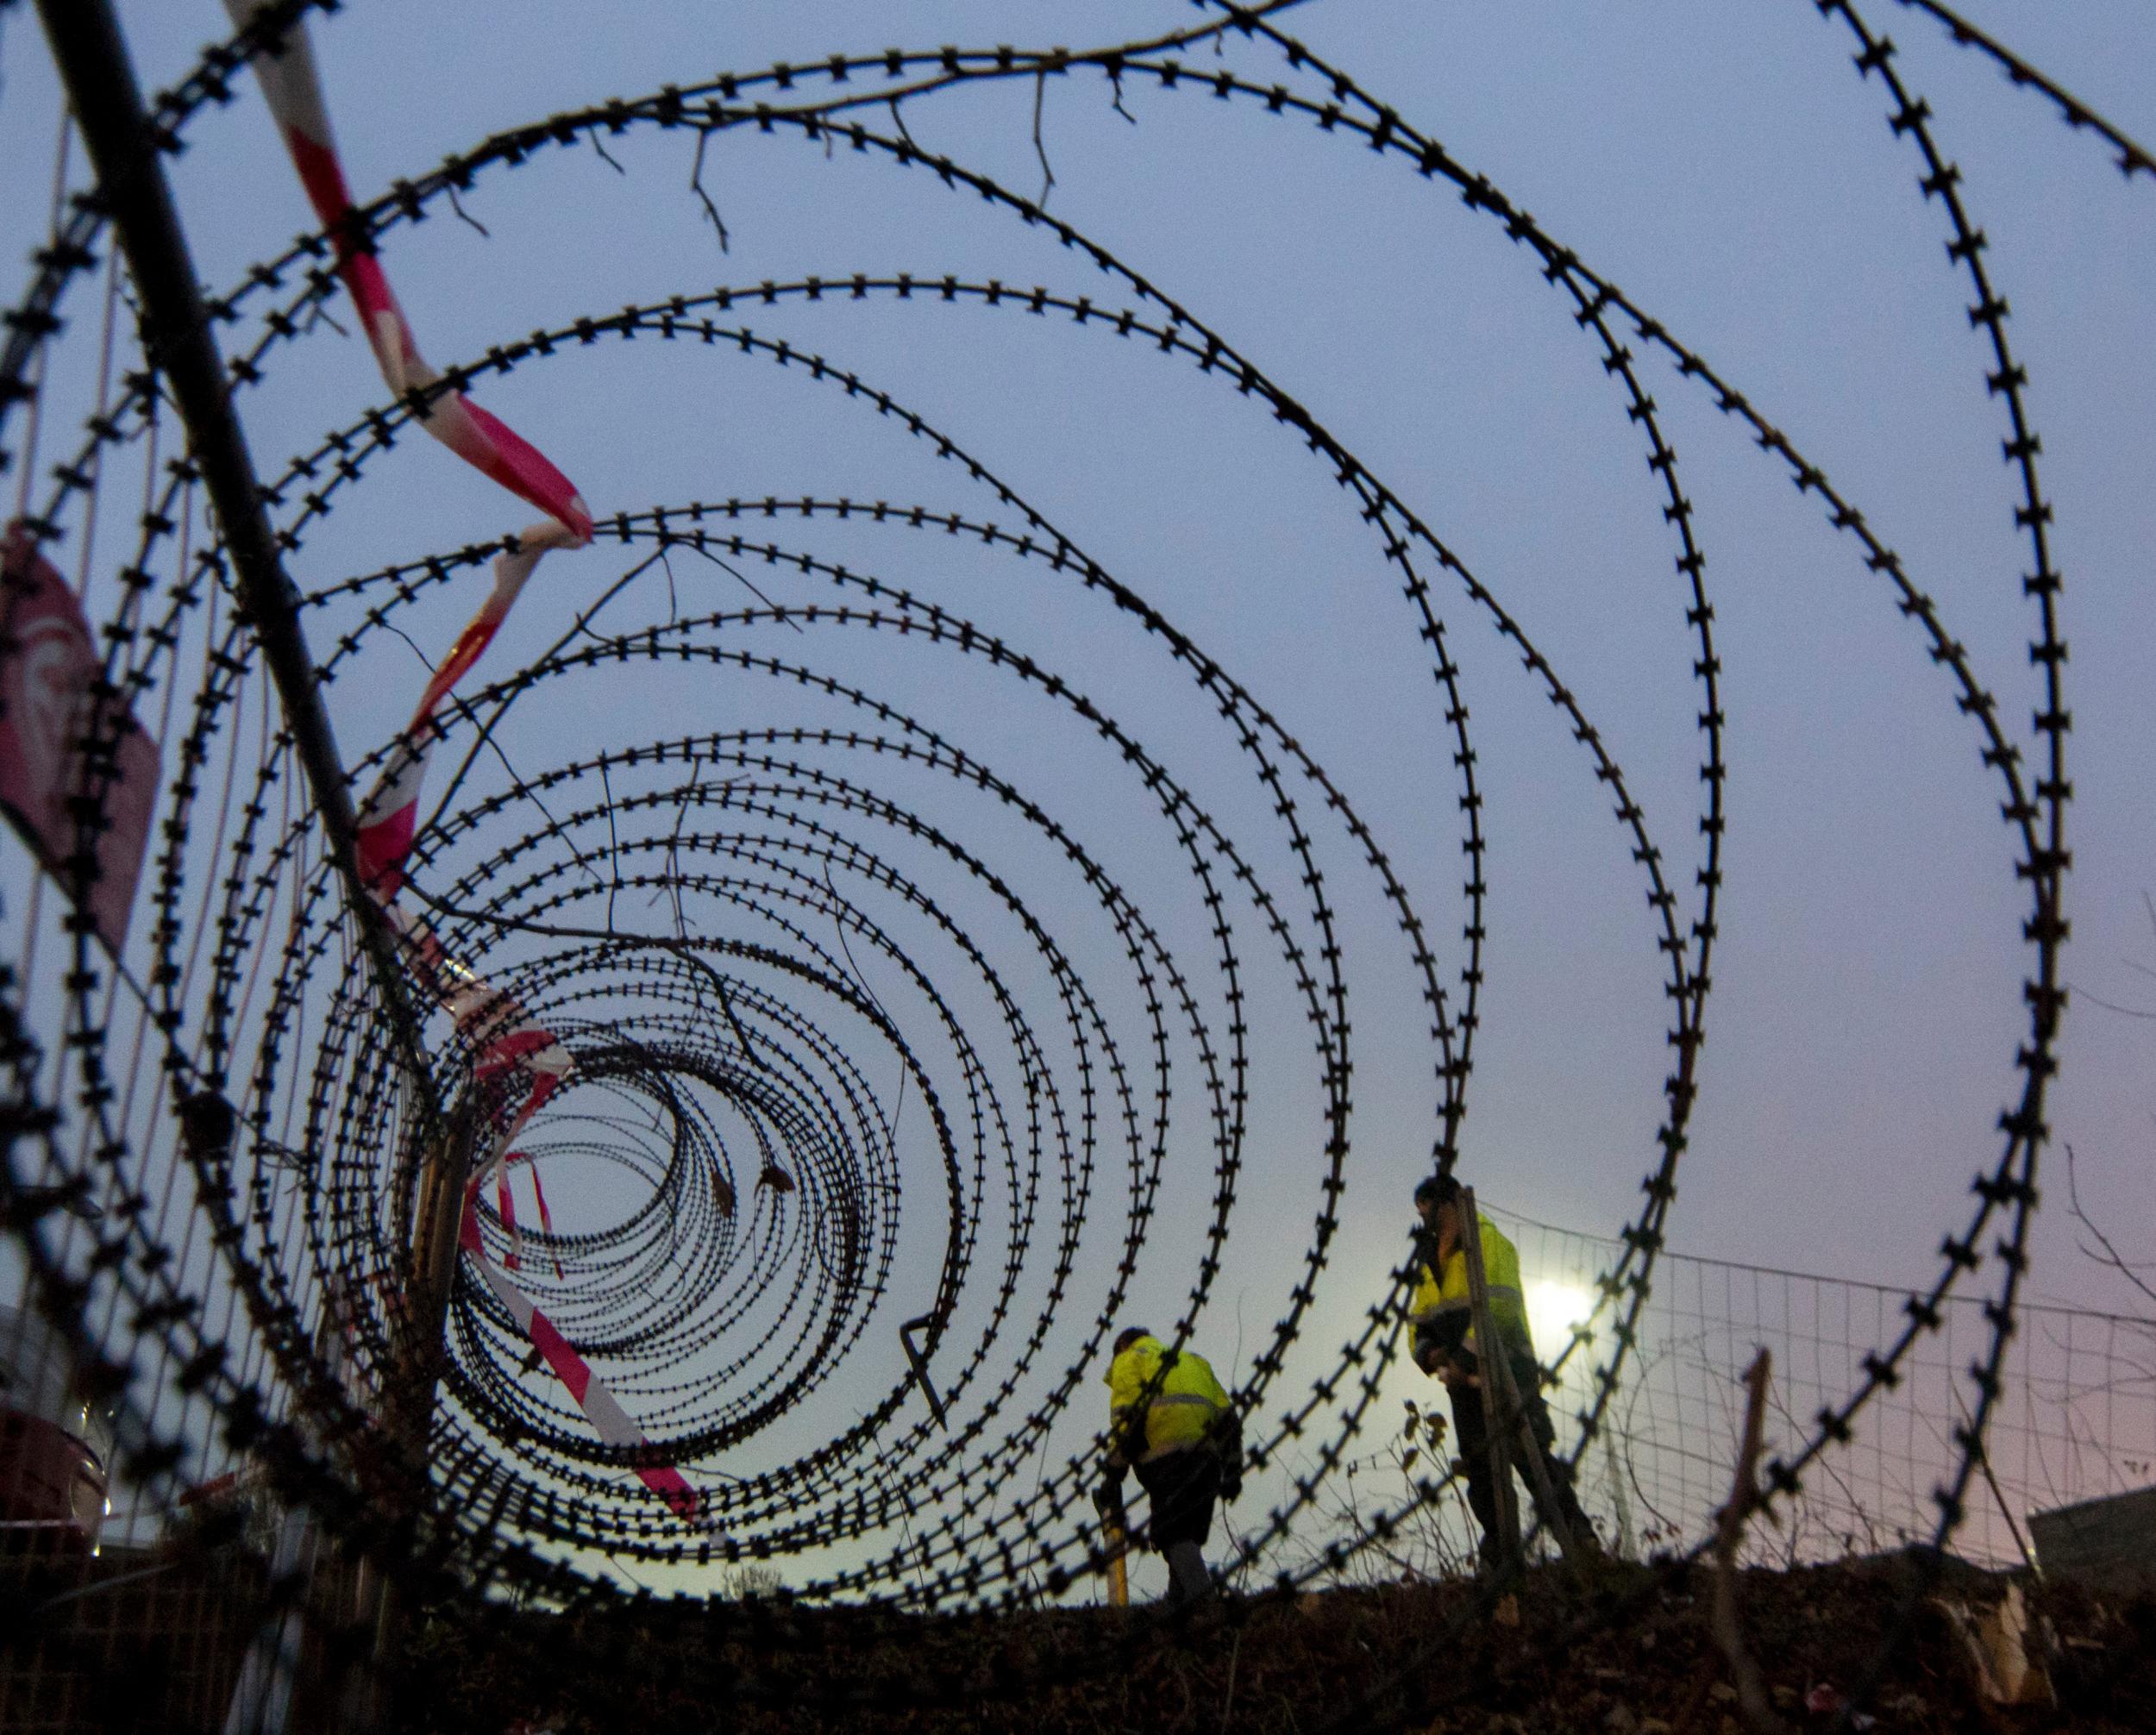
[[1409, 1175, 1595, 1565], [1100, 1326, 1241, 1605]]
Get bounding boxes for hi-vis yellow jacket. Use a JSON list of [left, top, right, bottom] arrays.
[[1409, 1218, 1531, 1363], [1105, 1335, 1229, 1462]]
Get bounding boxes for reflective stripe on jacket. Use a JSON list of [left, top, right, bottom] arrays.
[[1105, 1336, 1229, 1462], [1408, 1218, 1531, 1362]]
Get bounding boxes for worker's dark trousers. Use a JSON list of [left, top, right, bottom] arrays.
[[1135, 1446, 1219, 1603], [1450, 1352, 1592, 1563]]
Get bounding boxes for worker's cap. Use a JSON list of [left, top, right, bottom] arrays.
[[1112, 1325, 1150, 1356], [1413, 1174, 1460, 1209]]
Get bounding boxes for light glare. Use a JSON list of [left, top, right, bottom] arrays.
[[1528, 1281, 1594, 1350]]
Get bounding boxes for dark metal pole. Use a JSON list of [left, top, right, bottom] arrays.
[[31, 0, 437, 1112]]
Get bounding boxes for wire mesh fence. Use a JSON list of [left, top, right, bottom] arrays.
[[1486, 1207, 2156, 1575]]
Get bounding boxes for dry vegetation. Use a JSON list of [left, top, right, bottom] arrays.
[[400, 1555, 2153, 1734]]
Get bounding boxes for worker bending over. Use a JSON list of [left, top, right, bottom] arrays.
[[1099, 1325, 1242, 1605], [1409, 1175, 1596, 1565]]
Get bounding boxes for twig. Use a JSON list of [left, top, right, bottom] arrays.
[[1951, 1381, 2040, 1576], [1708, 1350, 1795, 1735], [676, 536, 806, 630], [888, 96, 919, 153], [34, 1561, 173, 1612], [1108, 66, 1137, 124], [417, 549, 667, 842], [2065, 1143, 2156, 1309], [599, 757, 624, 932], [2066, 984, 2156, 1019], [1219, 1629, 1243, 1731], [690, 129, 730, 252], [1031, 72, 1056, 209], [486, 725, 607, 891], [380, 620, 437, 672], [649, 762, 699, 938], [446, 185, 490, 238], [822, 865, 906, 1146]]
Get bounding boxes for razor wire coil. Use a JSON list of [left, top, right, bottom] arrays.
[[1, 0, 2139, 1720]]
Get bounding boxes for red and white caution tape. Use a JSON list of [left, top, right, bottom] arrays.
[[497, 1162, 523, 1272], [353, 519, 583, 897], [228, 0, 592, 906], [517, 1155, 564, 1278], [229, 4, 710, 1526], [223, 2, 592, 541], [226, 3, 591, 902], [379, 899, 573, 1178], [494, 1153, 563, 1277], [460, 1183, 705, 1525]]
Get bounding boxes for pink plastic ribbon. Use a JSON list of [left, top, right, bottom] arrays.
[[223, 3, 592, 541], [352, 519, 582, 897], [461, 1183, 703, 1525], [228, 3, 707, 1525]]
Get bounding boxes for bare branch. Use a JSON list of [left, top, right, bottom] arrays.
[[588, 128, 627, 176], [2068, 981, 2156, 1018], [1032, 72, 1056, 209], [598, 756, 624, 933], [690, 129, 730, 252], [2065, 1143, 2156, 1311], [674, 535, 806, 630], [887, 95, 919, 153], [1108, 66, 1137, 124], [447, 185, 490, 238]]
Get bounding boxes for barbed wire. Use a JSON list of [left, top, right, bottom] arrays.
[[2, 0, 2140, 1724]]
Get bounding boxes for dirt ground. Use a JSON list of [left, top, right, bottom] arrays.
[[400, 1553, 2154, 1733]]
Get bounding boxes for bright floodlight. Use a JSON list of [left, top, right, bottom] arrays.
[[1528, 1281, 1595, 1351]]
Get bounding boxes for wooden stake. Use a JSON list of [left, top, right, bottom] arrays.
[[363, 1106, 478, 1730], [1708, 1350, 1795, 1735], [1482, 1317, 1587, 1569], [1458, 1187, 1521, 1570], [1460, 1188, 1586, 1573]]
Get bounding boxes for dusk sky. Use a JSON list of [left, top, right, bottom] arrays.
[[3, 1, 2150, 1592]]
